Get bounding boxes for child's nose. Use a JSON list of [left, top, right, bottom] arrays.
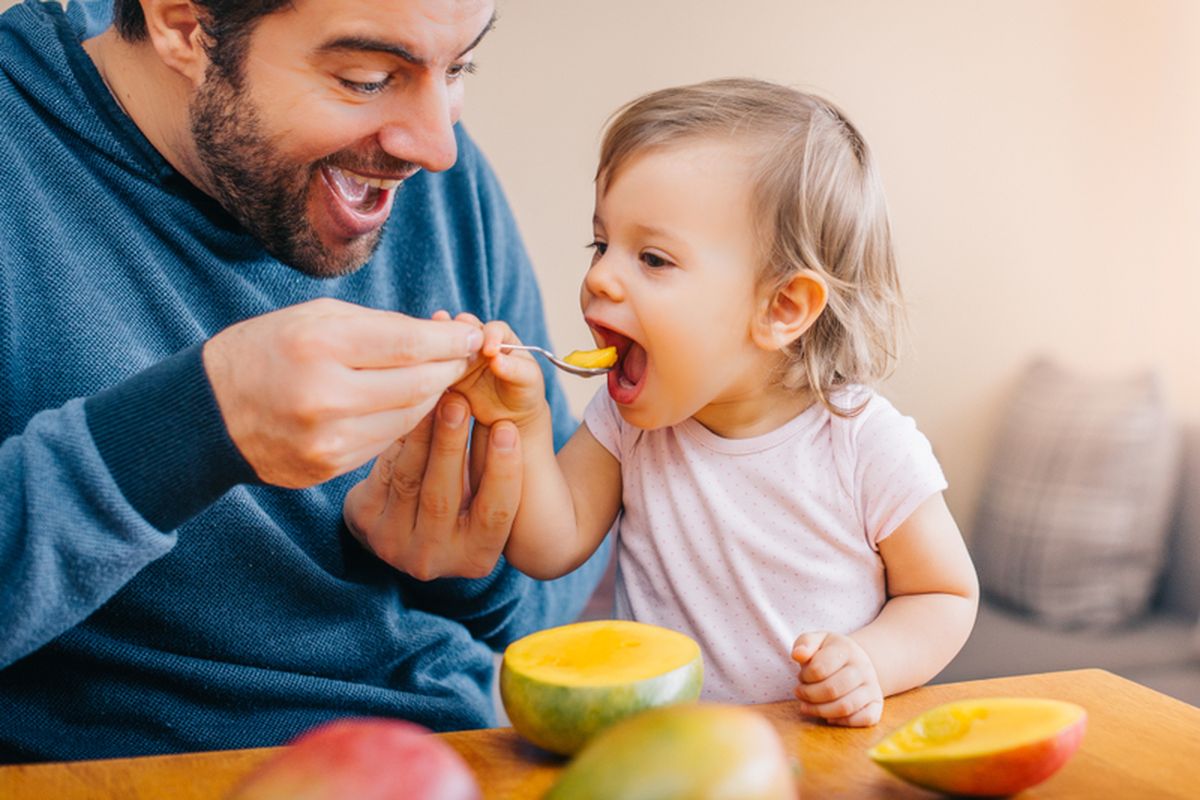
[[582, 254, 624, 303]]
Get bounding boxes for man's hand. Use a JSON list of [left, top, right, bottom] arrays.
[[203, 298, 482, 488], [342, 392, 523, 580], [791, 631, 884, 727]]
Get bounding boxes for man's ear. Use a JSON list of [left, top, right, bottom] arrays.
[[751, 271, 829, 351], [140, 0, 210, 86]]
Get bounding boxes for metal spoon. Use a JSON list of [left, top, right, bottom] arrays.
[[497, 343, 614, 378]]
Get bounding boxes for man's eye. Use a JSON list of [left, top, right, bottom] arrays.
[[339, 76, 391, 95], [447, 61, 478, 80]]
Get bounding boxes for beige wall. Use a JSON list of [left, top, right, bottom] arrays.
[[11, 1, 1200, 530], [464, 1, 1200, 530]]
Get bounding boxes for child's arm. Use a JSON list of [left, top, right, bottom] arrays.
[[791, 492, 978, 726], [451, 318, 622, 580]]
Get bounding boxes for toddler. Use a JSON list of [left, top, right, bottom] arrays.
[[449, 78, 978, 726]]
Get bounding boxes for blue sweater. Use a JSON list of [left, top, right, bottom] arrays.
[[0, 0, 603, 762]]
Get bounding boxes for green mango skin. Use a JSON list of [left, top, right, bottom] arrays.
[[500, 657, 703, 756], [545, 703, 799, 800]]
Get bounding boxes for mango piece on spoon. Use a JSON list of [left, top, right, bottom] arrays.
[[562, 346, 618, 370]]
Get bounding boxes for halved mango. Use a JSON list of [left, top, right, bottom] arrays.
[[500, 620, 703, 755], [561, 346, 618, 369], [868, 697, 1086, 796]]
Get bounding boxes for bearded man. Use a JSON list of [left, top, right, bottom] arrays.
[[0, 0, 605, 762]]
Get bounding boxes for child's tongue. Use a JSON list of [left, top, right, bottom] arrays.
[[620, 343, 648, 386]]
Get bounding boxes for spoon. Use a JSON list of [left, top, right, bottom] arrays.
[[497, 343, 614, 378]]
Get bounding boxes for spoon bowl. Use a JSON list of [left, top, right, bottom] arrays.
[[498, 343, 614, 378]]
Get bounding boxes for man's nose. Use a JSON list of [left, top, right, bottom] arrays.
[[377, 76, 459, 173]]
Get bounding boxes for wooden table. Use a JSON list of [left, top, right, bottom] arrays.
[[2, 669, 1197, 798]]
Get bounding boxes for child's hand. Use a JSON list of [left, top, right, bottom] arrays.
[[791, 631, 883, 727], [435, 311, 547, 429]]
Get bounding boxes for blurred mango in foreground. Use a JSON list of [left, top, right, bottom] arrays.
[[546, 702, 799, 800]]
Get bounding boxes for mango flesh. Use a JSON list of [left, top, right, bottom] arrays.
[[868, 697, 1086, 796], [561, 346, 618, 369], [226, 718, 481, 800], [545, 703, 799, 800], [500, 620, 703, 755]]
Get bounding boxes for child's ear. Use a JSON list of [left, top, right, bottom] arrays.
[[751, 271, 828, 352], [141, 0, 211, 86]]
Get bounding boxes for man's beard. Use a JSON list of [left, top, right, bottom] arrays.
[[189, 66, 395, 278]]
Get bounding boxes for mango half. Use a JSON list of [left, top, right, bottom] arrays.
[[500, 620, 703, 755], [546, 703, 798, 800], [561, 346, 618, 369], [868, 697, 1086, 796]]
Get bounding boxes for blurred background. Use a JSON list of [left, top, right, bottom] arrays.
[[464, 3, 1200, 701], [463, 0, 1200, 528], [6, 0, 1198, 701], [7, 0, 1193, 526]]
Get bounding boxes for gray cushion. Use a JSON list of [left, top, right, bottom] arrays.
[[935, 602, 1196, 683], [1159, 426, 1200, 618], [970, 359, 1178, 628]]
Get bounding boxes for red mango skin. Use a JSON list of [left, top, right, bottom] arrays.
[[227, 718, 482, 800], [884, 715, 1086, 796]]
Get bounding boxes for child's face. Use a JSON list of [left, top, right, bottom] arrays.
[[581, 140, 780, 433]]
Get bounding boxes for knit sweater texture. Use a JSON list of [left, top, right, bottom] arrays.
[[0, 0, 602, 762]]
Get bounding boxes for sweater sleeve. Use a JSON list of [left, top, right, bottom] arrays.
[[84, 343, 260, 532], [0, 346, 258, 669], [0, 400, 174, 669]]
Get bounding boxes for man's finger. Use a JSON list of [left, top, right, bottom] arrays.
[[464, 421, 522, 575], [379, 408, 437, 544], [412, 393, 471, 537], [345, 359, 475, 414], [332, 310, 483, 368], [342, 442, 400, 551]]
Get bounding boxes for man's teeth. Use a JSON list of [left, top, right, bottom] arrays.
[[335, 167, 403, 191]]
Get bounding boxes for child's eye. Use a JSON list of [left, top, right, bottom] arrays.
[[641, 251, 672, 269], [586, 240, 608, 257]]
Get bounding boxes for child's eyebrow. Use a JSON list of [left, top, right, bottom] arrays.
[[594, 215, 676, 240], [316, 14, 496, 65], [630, 222, 679, 241]]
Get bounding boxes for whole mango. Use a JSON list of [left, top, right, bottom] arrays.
[[545, 703, 799, 800], [226, 718, 481, 800]]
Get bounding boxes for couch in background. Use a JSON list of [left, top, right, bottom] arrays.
[[935, 363, 1200, 707]]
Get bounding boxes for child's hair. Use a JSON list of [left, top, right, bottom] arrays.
[[596, 78, 903, 415]]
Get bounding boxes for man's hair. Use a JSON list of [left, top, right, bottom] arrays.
[[112, 0, 294, 74], [597, 78, 904, 416]]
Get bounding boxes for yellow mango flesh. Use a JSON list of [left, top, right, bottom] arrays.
[[505, 619, 699, 686], [561, 346, 618, 369], [868, 698, 1087, 796], [869, 698, 1084, 760], [500, 620, 704, 755]]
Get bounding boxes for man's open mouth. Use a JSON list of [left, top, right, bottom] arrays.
[[318, 165, 413, 238]]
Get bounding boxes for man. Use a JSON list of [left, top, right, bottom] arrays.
[[0, 0, 605, 762]]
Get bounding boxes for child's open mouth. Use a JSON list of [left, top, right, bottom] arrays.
[[591, 325, 648, 405]]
